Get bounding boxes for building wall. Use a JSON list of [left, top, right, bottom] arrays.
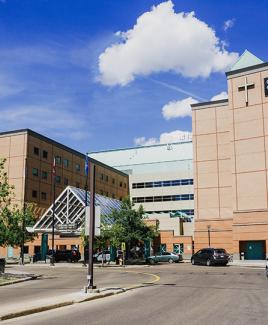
[[91, 142, 194, 255], [193, 62, 268, 258], [193, 101, 233, 252], [0, 129, 129, 259]]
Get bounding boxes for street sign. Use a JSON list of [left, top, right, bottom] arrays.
[[85, 205, 101, 236]]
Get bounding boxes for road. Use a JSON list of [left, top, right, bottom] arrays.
[[1, 263, 156, 309], [2, 263, 268, 325]]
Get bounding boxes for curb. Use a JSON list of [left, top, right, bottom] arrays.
[[0, 275, 41, 287], [0, 286, 144, 321]]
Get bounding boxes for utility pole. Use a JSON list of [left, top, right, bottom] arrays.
[[87, 161, 96, 290], [83, 154, 89, 267], [51, 157, 56, 266], [20, 157, 27, 265]]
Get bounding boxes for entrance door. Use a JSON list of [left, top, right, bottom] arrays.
[[245, 241, 265, 260]]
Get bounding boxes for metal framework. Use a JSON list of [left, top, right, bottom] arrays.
[[32, 186, 121, 235]]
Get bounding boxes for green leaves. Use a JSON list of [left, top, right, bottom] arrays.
[[105, 197, 158, 248], [0, 158, 37, 247]]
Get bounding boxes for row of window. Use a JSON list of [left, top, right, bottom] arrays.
[[132, 179, 193, 189], [31, 189, 122, 201], [99, 173, 127, 188], [33, 147, 81, 172], [132, 194, 194, 203], [146, 209, 194, 216], [32, 168, 81, 187], [32, 190, 47, 200]]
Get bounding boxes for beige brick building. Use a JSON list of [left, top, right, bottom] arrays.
[[0, 129, 129, 258], [192, 50, 268, 259]]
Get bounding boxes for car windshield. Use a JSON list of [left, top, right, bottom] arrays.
[[214, 249, 227, 254]]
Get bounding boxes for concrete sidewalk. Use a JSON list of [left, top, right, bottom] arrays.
[[0, 286, 135, 321], [229, 260, 267, 268]]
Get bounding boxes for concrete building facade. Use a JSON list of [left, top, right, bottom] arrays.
[[192, 51, 268, 259], [91, 141, 194, 256], [0, 129, 129, 258]]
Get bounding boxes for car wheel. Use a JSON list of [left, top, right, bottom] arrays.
[[266, 268, 268, 278], [149, 259, 155, 265], [206, 259, 212, 266], [191, 258, 195, 265], [168, 258, 174, 263]]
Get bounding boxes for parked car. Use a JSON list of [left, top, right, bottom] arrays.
[[47, 249, 81, 263], [84, 249, 123, 263], [146, 252, 182, 264], [191, 248, 230, 266]]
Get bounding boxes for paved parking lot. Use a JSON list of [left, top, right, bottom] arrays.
[[2, 262, 268, 324]]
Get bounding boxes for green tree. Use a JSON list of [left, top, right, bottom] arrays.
[[107, 197, 158, 258], [0, 158, 37, 248]]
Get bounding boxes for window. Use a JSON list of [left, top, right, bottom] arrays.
[[32, 190, 37, 198], [55, 175, 61, 184], [23, 246, 29, 254], [132, 194, 194, 203], [145, 182, 153, 188], [105, 175, 108, 182], [63, 159, 69, 168], [100, 173, 104, 180], [106, 192, 109, 196], [75, 182, 80, 188], [41, 192, 47, 200], [112, 178, 115, 184], [163, 181, 171, 187], [100, 190, 104, 195], [124, 182, 127, 188], [32, 168, 39, 177], [33, 147, 39, 156], [55, 156, 61, 165], [42, 171, 48, 180], [75, 163, 80, 172], [64, 178, 69, 186], [132, 179, 194, 189], [145, 197, 153, 202], [112, 194, 115, 198], [119, 181, 123, 187], [43, 150, 48, 159]]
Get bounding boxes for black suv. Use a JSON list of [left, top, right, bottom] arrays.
[[48, 249, 81, 263], [191, 248, 230, 266]]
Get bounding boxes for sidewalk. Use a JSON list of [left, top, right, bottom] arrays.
[[229, 260, 267, 268], [0, 287, 132, 321]]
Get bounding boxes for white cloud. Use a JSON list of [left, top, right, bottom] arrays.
[[211, 91, 228, 101], [134, 130, 192, 146], [98, 1, 239, 86], [162, 97, 198, 120], [223, 19, 235, 32]]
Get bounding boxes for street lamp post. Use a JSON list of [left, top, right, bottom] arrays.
[[51, 157, 56, 266], [207, 225, 211, 247], [87, 161, 96, 290]]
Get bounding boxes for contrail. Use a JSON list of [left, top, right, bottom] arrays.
[[150, 78, 207, 102]]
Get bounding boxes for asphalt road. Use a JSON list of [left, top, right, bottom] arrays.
[[1, 263, 155, 309], [2, 263, 268, 325]]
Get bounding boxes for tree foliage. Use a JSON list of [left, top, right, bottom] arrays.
[[81, 197, 158, 258], [107, 197, 158, 250], [0, 158, 37, 247]]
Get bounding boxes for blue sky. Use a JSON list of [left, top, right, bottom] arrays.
[[0, 0, 267, 153]]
